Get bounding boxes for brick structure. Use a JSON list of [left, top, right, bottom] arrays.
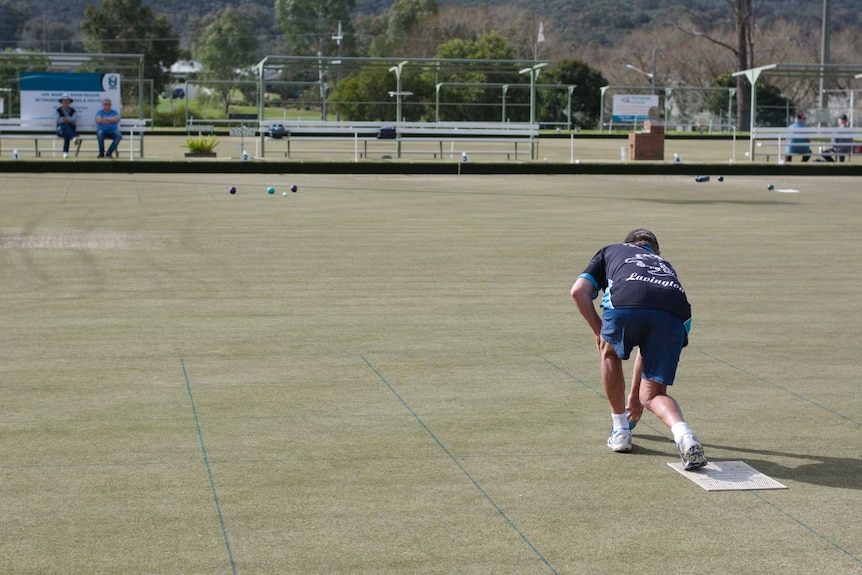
[[628, 119, 665, 161]]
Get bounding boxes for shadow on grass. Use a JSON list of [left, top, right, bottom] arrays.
[[636, 434, 861, 490], [631, 198, 799, 206]]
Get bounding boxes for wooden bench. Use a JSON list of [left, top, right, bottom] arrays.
[[751, 126, 862, 162], [0, 118, 147, 159], [257, 120, 538, 160]]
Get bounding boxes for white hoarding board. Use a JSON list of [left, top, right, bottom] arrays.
[[612, 94, 659, 123], [20, 72, 122, 132]]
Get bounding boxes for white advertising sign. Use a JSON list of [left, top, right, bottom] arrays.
[[612, 94, 659, 123], [20, 72, 122, 132]]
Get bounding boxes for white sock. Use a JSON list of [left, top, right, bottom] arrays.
[[671, 421, 692, 443], [612, 412, 629, 432]]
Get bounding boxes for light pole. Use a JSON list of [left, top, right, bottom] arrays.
[[625, 63, 654, 92], [389, 61, 410, 158], [519, 62, 548, 125], [388, 61, 409, 124], [625, 48, 657, 93], [566, 85, 575, 131], [518, 62, 547, 159]]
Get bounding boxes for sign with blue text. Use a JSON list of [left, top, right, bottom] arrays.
[[612, 94, 659, 124], [20, 72, 122, 132]]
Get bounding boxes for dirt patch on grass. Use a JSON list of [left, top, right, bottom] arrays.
[[0, 228, 146, 249]]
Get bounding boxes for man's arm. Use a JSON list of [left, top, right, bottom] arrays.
[[626, 351, 644, 424], [571, 277, 603, 351]]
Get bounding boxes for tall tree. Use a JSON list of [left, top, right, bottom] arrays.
[[195, 7, 258, 115], [731, 0, 755, 130], [81, 0, 180, 92], [274, 0, 356, 57], [678, 0, 759, 130], [387, 0, 437, 45]]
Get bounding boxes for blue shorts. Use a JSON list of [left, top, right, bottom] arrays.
[[601, 308, 687, 385]]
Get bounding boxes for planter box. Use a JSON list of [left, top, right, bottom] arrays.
[[184, 152, 217, 158]]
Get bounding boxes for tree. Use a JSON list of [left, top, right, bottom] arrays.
[[20, 17, 83, 52], [329, 66, 392, 121], [0, 52, 49, 116], [274, 0, 356, 57], [81, 0, 180, 92], [432, 32, 517, 121], [195, 7, 258, 115], [678, 0, 761, 130], [359, 0, 439, 57], [542, 59, 608, 129], [0, 1, 32, 50], [708, 72, 791, 127], [385, 0, 437, 52]]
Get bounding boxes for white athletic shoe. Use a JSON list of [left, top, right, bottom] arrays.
[[677, 432, 707, 470], [607, 429, 632, 453], [63, 152, 69, 158]]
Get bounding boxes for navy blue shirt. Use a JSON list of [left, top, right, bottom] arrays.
[[579, 243, 691, 324]]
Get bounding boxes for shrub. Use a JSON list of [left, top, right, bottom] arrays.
[[184, 135, 219, 153]]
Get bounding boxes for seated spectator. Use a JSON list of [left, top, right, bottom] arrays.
[[821, 114, 851, 162], [95, 98, 123, 158], [55, 93, 78, 158], [785, 113, 811, 162]]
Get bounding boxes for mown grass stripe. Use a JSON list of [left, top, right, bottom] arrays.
[[361, 354, 560, 575], [181, 358, 238, 575], [750, 491, 861, 565], [694, 348, 861, 428]]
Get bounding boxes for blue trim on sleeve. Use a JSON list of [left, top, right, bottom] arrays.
[[578, 273, 599, 300]]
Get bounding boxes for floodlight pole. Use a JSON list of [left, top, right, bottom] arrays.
[[502, 84, 509, 123], [519, 63, 547, 125], [256, 57, 267, 157], [652, 48, 657, 94], [625, 62, 655, 93], [599, 86, 610, 132], [389, 61, 408, 124], [389, 61, 409, 157], [819, 0, 831, 116], [519, 63, 547, 159]]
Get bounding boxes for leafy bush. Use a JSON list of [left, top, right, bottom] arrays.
[[184, 135, 219, 153]]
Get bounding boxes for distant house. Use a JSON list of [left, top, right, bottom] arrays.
[[169, 60, 203, 83], [165, 60, 203, 99]]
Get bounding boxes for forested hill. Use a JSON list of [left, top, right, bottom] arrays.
[[2, 0, 858, 50]]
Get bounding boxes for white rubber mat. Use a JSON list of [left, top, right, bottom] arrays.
[[667, 460, 788, 491]]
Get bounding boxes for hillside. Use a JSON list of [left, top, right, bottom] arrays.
[[1, 0, 858, 54]]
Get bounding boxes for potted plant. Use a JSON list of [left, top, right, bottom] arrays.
[[184, 134, 219, 157]]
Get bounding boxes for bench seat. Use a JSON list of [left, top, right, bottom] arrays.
[[257, 121, 538, 160], [0, 119, 147, 158], [751, 126, 862, 162]]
